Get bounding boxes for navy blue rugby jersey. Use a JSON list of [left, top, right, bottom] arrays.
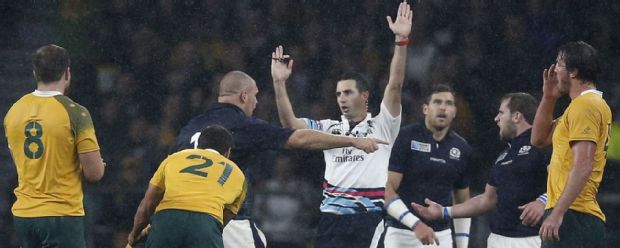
[[488, 129, 550, 237], [387, 122, 472, 231], [171, 102, 295, 218]]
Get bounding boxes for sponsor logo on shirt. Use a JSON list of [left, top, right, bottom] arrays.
[[518, 145, 531, 156], [582, 126, 592, 134], [449, 147, 461, 160], [332, 148, 366, 163], [411, 140, 431, 152]]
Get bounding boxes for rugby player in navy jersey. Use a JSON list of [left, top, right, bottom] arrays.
[[161, 70, 387, 248], [384, 84, 472, 248], [413, 92, 551, 248]]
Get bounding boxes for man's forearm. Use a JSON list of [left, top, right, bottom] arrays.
[[452, 194, 495, 218], [531, 98, 556, 147], [273, 80, 306, 129], [286, 129, 353, 150], [130, 200, 152, 239]]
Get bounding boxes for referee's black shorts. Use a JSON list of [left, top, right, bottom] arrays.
[[314, 211, 383, 248]]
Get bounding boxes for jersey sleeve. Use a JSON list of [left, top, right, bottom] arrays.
[[488, 156, 501, 187], [149, 158, 168, 191], [235, 118, 295, 151], [55, 96, 100, 153], [301, 118, 336, 132], [226, 180, 248, 214], [388, 128, 409, 173], [567, 99, 603, 143], [376, 101, 402, 143]]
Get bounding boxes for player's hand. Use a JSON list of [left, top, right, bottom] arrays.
[[386, 0, 413, 39], [271, 45, 294, 84], [128, 225, 150, 246], [413, 221, 440, 245], [352, 137, 388, 153], [411, 198, 444, 221], [539, 211, 563, 242], [542, 63, 562, 100], [518, 200, 545, 226]]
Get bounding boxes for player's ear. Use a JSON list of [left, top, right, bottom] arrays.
[[422, 104, 428, 115], [224, 148, 232, 158], [65, 67, 71, 81], [240, 91, 248, 103], [33, 70, 39, 81], [569, 68, 578, 79], [512, 112, 521, 122]]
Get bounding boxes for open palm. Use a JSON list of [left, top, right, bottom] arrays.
[[387, 1, 413, 38], [271, 45, 293, 82]]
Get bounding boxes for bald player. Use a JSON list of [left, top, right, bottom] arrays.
[[169, 70, 387, 248]]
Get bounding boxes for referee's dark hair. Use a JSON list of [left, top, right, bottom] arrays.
[[340, 72, 370, 93], [558, 41, 600, 84], [501, 92, 538, 124], [33, 44, 71, 84], [198, 125, 233, 155], [424, 84, 456, 104]]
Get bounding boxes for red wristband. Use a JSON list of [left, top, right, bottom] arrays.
[[396, 37, 410, 46]]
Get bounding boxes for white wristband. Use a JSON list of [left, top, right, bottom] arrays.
[[442, 206, 452, 220], [385, 197, 421, 230], [537, 193, 548, 205]]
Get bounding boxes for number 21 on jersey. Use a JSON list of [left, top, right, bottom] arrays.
[[180, 154, 233, 185]]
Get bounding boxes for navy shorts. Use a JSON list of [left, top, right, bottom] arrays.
[[315, 211, 383, 248]]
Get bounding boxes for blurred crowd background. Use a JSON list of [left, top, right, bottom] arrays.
[[1, 0, 619, 247]]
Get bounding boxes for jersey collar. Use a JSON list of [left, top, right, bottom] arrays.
[[580, 89, 603, 97], [340, 113, 372, 128], [33, 90, 63, 97], [204, 149, 221, 155]]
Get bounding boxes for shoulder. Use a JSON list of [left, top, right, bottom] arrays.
[[448, 130, 472, 151], [54, 95, 90, 112]]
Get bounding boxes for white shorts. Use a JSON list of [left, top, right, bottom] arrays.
[[223, 219, 267, 248], [487, 233, 540, 248], [384, 227, 453, 248]]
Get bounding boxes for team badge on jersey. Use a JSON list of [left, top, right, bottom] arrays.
[[518, 145, 531, 156], [411, 140, 431, 152], [449, 147, 461, 160]]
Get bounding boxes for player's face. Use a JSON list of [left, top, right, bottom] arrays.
[[554, 54, 571, 94], [495, 99, 517, 141], [336, 80, 367, 120], [423, 92, 456, 131]]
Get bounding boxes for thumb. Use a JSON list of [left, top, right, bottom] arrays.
[[411, 202, 423, 211], [424, 198, 435, 206], [288, 59, 294, 70], [518, 204, 525, 210], [375, 138, 389, 145], [386, 16, 394, 26]]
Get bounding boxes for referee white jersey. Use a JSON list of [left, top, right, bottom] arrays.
[[303, 102, 401, 214]]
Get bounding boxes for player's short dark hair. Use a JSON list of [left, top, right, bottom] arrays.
[[339, 72, 370, 93], [198, 125, 233, 154], [424, 84, 455, 104], [32, 44, 71, 84], [501, 92, 538, 124], [558, 41, 600, 83]]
